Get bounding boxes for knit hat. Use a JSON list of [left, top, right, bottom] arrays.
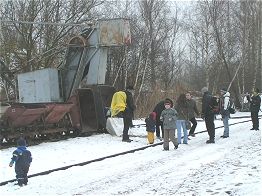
[[201, 87, 208, 94], [150, 112, 156, 120], [164, 99, 172, 105], [17, 138, 26, 146]]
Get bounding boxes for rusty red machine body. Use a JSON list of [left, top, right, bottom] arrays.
[[0, 19, 131, 143]]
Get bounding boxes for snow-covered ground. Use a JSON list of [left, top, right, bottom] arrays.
[[0, 112, 261, 196]]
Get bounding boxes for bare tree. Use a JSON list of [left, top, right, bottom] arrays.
[[0, 0, 103, 99]]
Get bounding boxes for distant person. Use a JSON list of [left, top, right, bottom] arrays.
[[175, 94, 189, 144], [247, 88, 261, 131], [145, 112, 156, 144], [153, 98, 173, 141], [242, 93, 250, 112], [160, 99, 179, 150], [9, 138, 32, 186], [111, 85, 136, 142], [201, 87, 216, 144], [219, 88, 230, 138], [186, 92, 200, 137]]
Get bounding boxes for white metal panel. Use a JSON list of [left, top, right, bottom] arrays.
[[18, 68, 60, 103], [35, 69, 51, 102], [18, 72, 36, 103], [86, 48, 108, 85], [48, 69, 60, 102]]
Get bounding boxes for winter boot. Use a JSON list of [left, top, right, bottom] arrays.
[[189, 133, 195, 137], [17, 180, 23, 187], [206, 140, 215, 144], [122, 139, 132, 143]]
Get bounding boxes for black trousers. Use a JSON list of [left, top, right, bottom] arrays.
[[205, 115, 215, 141], [122, 110, 133, 140], [251, 111, 259, 129], [155, 120, 164, 138], [15, 165, 29, 185], [189, 117, 197, 135]]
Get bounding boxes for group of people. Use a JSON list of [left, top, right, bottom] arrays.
[[145, 87, 261, 150], [9, 86, 260, 186], [109, 85, 201, 147], [146, 92, 200, 150], [109, 85, 261, 149]]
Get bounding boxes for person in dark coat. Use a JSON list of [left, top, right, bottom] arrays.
[[247, 88, 261, 130], [145, 112, 156, 144], [186, 92, 200, 137], [153, 98, 173, 140], [9, 138, 32, 186], [122, 85, 136, 142], [201, 87, 216, 144], [175, 94, 189, 144]]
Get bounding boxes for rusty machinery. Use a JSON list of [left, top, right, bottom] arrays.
[[0, 19, 131, 144]]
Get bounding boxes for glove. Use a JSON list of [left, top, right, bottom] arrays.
[[9, 162, 13, 167], [201, 114, 205, 120]]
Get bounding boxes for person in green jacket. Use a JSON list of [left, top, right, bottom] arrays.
[[160, 99, 179, 150]]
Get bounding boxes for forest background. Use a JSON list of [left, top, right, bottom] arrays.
[[0, 0, 261, 117]]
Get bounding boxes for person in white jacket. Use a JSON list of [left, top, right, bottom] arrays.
[[219, 88, 230, 138]]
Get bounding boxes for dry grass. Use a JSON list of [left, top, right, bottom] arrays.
[[134, 84, 195, 118]]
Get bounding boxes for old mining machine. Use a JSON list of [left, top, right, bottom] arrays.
[[0, 19, 131, 145]]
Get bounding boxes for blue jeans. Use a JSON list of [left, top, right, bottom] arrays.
[[176, 120, 188, 144], [222, 115, 229, 137]]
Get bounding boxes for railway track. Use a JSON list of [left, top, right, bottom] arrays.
[[0, 116, 260, 186], [1, 115, 257, 149]]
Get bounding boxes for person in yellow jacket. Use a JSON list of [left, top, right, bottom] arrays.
[[111, 86, 136, 142], [111, 91, 127, 117]]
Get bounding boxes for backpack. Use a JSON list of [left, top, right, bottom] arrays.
[[228, 99, 236, 114], [224, 95, 236, 114], [210, 96, 219, 114]]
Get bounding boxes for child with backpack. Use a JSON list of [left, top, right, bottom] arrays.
[[145, 112, 156, 144], [9, 138, 32, 186]]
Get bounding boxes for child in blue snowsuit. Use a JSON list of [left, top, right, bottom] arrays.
[[9, 138, 32, 186]]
